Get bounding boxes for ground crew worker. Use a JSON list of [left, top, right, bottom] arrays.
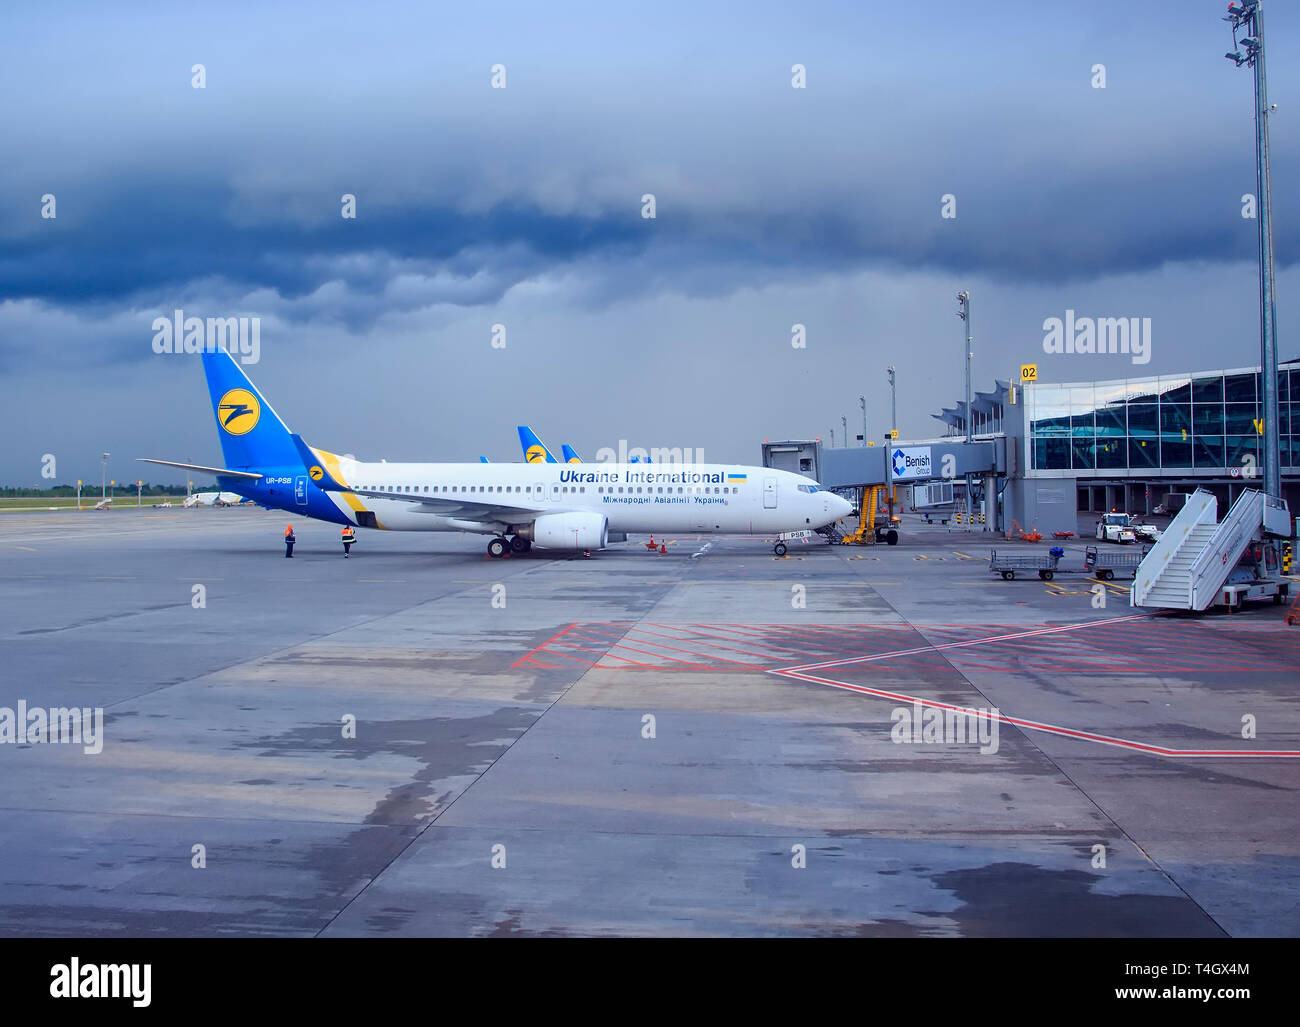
[[284, 524, 296, 558], [341, 525, 356, 557]]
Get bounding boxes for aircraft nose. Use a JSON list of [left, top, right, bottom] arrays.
[[835, 495, 853, 518]]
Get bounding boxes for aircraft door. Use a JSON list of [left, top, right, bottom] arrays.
[[763, 477, 778, 509]]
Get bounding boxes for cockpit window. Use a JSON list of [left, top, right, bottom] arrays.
[[797, 484, 821, 493]]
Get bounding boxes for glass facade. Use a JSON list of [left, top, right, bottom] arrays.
[[1026, 366, 1298, 473]]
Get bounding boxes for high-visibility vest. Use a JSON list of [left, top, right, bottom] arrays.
[[342, 528, 354, 539], [284, 525, 294, 536]]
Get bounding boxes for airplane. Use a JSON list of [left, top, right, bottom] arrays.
[[140, 348, 852, 558], [184, 491, 247, 507], [518, 427, 589, 465], [521, 431, 645, 466]]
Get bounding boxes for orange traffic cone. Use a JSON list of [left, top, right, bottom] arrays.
[[659, 543, 666, 554], [645, 534, 658, 551]]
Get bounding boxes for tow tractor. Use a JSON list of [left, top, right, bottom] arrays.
[[1096, 512, 1137, 544], [1126, 514, 1162, 543]]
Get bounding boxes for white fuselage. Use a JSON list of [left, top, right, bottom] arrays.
[[325, 460, 850, 537]]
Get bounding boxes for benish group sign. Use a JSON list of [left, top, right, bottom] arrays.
[[890, 446, 933, 482]]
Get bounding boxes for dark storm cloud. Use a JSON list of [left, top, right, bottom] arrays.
[[3, 1, 1299, 483], [0, 180, 643, 309], [1, 0, 1293, 347]]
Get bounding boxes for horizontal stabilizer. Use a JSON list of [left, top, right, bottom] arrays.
[[137, 458, 262, 480], [288, 434, 347, 490]]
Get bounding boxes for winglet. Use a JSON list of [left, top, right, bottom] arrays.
[[289, 434, 346, 491]]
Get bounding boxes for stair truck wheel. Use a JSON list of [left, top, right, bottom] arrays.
[[1039, 570, 1054, 581], [774, 542, 787, 557], [886, 530, 898, 545], [1100, 569, 1113, 581], [1003, 570, 1014, 580]]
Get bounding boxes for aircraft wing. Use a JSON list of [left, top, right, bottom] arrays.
[[137, 458, 263, 480], [340, 486, 544, 520], [289, 434, 546, 522]]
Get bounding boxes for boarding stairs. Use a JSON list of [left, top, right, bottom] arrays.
[[816, 522, 848, 543], [1131, 488, 1265, 611]]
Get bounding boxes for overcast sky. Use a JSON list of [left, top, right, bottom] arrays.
[[2, 0, 1297, 485]]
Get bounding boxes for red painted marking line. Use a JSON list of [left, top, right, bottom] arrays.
[[770, 616, 1300, 759], [563, 630, 722, 669], [635, 624, 789, 661], [552, 639, 653, 667], [511, 622, 586, 669], [775, 615, 1155, 674]]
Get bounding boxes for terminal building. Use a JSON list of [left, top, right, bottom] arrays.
[[764, 358, 1300, 539]]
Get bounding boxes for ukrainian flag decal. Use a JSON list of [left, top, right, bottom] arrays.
[[727, 473, 748, 483]]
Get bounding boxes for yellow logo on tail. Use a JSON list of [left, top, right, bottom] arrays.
[[309, 466, 324, 481], [525, 445, 547, 463], [217, 388, 261, 436]]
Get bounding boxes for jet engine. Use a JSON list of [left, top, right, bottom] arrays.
[[522, 511, 608, 550]]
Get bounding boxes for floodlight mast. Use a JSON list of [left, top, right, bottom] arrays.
[[957, 291, 973, 525], [887, 366, 897, 438], [1225, 0, 1280, 499]]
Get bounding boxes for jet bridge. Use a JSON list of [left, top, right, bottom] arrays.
[[761, 438, 1003, 490], [761, 437, 1008, 531]]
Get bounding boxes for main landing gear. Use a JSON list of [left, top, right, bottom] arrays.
[[488, 535, 532, 558]]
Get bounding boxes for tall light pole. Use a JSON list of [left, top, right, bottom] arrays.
[[1225, 1, 1281, 500], [957, 291, 973, 525], [956, 292, 973, 444], [859, 396, 867, 447], [830, 428, 835, 448], [101, 452, 110, 500], [887, 366, 897, 437], [841, 414, 848, 448]]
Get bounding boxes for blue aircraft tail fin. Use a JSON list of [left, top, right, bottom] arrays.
[[201, 349, 301, 471], [518, 426, 556, 464], [561, 443, 582, 463]]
